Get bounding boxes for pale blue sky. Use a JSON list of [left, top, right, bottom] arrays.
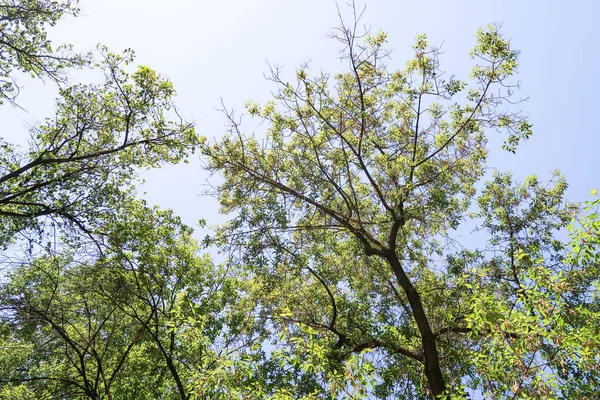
[[0, 1, 597, 397], [3, 0, 598, 231]]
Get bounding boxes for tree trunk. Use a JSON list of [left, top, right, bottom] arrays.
[[387, 253, 446, 396]]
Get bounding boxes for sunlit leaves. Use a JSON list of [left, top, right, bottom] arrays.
[[0, 0, 90, 104], [0, 47, 199, 248], [454, 176, 600, 398], [203, 18, 535, 398]]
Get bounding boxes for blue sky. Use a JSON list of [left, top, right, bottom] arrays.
[[0, 1, 597, 397], [3, 0, 598, 232]]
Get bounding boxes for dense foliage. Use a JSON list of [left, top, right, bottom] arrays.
[[1, 1, 598, 399]]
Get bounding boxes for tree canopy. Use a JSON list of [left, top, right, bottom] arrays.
[[0, 1, 598, 399]]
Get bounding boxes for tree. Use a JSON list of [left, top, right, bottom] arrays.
[[0, 199, 262, 400], [202, 9, 598, 398], [0, 44, 203, 395], [0, 3, 221, 399], [0, 48, 199, 248], [1, 1, 598, 399], [0, 252, 150, 399], [446, 173, 599, 398], [0, 0, 199, 249]]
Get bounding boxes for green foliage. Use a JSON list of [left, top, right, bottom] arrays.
[[0, 46, 199, 249], [448, 173, 600, 398], [0, 200, 254, 399], [0, 4, 226, 399], [1, 2, 598, 399], [0, 1, 200, 250], [0, 0, 89, 104], [203, 12, 599, 400]]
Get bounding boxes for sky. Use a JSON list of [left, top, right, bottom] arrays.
[[3, 0, 599, 233], [0, 1, 598, 397]]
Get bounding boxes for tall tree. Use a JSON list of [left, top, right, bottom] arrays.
[[0, 200, 255, 400], [0, 3, 207, 398], [202, 10, 598, 398], [0, 253, 150, 399]]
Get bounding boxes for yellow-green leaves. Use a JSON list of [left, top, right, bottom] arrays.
[[366, 31, 388, 49], [0, 46, 199, 247], [201, 12, 542, 397], [0, 0, 90, 105], [413, 33, 428, 53], [199, 13, 594, 399]]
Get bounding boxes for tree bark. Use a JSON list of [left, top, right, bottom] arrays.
[[387, 252, 446, 396]]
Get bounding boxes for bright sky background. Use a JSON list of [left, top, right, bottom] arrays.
[[3, 0, 598, 233], [0, 1, 597, 397]]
